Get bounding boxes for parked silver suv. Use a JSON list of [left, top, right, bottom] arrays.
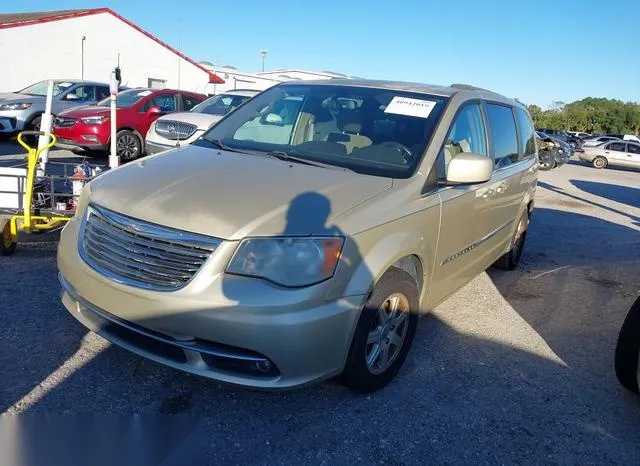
[[0, 79, 110, 137]]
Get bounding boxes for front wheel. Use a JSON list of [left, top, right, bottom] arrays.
[[116, 130, 142, 162], [341, 267, 419, 393], [538, 150, 555, 171], [615, 296, 640, 394], [1, 221, 17, 256]]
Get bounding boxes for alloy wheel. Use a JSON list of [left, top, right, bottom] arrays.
[[117, 134, 140, 160], [365, 293, 410, 375]]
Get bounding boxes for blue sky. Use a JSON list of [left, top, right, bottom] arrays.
[[5, 0, 640, 107]]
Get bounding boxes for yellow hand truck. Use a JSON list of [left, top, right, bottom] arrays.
[[1, 131, 104, 256]]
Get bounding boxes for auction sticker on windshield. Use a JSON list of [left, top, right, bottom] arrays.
[[384, 96, 437, 118]]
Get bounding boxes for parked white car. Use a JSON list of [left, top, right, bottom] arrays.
[[145, 89, 260, 154], [581, 135, 621, 147], [578, 140, 640, 169]]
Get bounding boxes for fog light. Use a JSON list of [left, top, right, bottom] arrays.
[[81, 135, 99, 142], [255, 360, 272, 372]]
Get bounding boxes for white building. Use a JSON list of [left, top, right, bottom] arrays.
[[0, 8, 224, 94], [198, 66, 356, 95], [198, 64, 283, 95]]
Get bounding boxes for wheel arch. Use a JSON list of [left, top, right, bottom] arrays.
[[338, 231, 431, 310], [25, 111, 44, 127], [117, 127, 145, 143]]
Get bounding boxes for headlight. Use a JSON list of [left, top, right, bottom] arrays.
[[81, 116, 109, 125], [227, 237, 344, 287], [0, 102, 31, 110]]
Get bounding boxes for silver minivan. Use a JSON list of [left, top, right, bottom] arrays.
[[57, 80, 538, 392]]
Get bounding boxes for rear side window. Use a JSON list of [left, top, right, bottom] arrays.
[[96, 86, 110, 101], [608, 142, 626, 152], [182, 94, 203, 111], [514, 108, 536, 159], [486, 103, 519, 168]]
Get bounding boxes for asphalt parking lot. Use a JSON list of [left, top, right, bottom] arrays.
[[1, 140, 640, 464]]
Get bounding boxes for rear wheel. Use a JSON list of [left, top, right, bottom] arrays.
[[341, 267, 419, 393], [1, 221, 17, 256], [615, 296, 640, 394], [116, 130, 142, 161], [493, 214, 528, 270], [592, 156, 608, 169]]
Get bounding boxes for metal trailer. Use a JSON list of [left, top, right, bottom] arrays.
[[0, 131, 106, 255]]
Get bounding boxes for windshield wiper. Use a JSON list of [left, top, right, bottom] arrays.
[[206, 139, 247, 154], [264, 150, 350, 171]]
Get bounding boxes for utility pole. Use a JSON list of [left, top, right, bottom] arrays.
[[260, 49, 267, 72], [81, 35, 86, 79]]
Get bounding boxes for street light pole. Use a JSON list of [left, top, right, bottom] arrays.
[[81, 35, 86, 79], [260, 49, 267, 72]]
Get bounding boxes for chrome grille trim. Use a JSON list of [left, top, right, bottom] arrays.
[[54, 116, 77, 128], [79, 204, 221, 291], [154, 120, 198, 140]]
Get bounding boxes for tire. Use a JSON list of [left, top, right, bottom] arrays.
[[615, 296, 640, 394], [538, 150, 555, 171], [493, 214, 528, 270], [341, 267, 419, 393], [1, 221, 17, 256], [116, 130, 142, 162], [28, 114, 42, 132], [592, 156, 608, 169], [23, 115, 42, 145]]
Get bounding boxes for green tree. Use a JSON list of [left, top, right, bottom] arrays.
[[528, 97, 640, 134]]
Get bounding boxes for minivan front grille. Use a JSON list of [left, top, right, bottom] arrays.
[[154, 120, 198, 140], [54, 116, 77, 128], [79, 204, 220, 291]]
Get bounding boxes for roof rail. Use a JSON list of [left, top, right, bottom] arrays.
[[450, 83, 492, 92]]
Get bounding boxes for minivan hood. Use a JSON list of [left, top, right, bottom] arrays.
[[0, 92, 40, 104], [88, 145, 392, 240], [156, 112, 223, 130]]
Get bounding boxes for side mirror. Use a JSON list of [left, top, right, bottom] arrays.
[[446, 153, 493, 185], [65, 93, 80, 101], [147, 105, 162, 115]]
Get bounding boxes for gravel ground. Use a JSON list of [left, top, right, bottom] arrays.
[[1, 147, 640, 464]]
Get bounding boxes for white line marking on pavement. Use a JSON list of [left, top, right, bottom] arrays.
[[527, 266, 570, 280]]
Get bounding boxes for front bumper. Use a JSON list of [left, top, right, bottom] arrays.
[[53, 123, 110, 150], [57, 217, 365, 389], [145, 131, 203, 155], [145, 140, 178, 155], [0, 109, 28, 135]]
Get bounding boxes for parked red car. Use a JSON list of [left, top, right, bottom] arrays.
[[53, 88, 207, 161]]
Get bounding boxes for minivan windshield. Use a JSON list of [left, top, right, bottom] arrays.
[[98, 89, 152, 108], [191, 93, 253, 115], [198, 84, 448, 178], [19, 80, 74, 97]]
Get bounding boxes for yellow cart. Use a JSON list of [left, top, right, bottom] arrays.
[[0, 131, 102, 256]]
